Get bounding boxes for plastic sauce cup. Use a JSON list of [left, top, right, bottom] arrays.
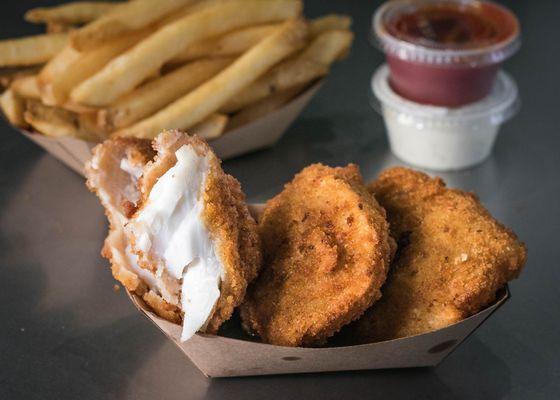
[[373, 0, 520, 107], [371, 64, 519, 171]]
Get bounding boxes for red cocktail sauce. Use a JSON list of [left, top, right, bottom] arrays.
[[376, 1, 519, 107]]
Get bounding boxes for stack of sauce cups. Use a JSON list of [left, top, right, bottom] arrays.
[[370, 0, 521, 171]]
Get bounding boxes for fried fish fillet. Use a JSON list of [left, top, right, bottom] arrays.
[[86, 136, 159, 302], [240, 164, 393, 347], [86, 130, 261, 340], [344, 167, 527, 343]]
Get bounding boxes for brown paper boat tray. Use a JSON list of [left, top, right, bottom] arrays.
[[17, 82, 322, 176], [123, 205, 510, 378], [128, 288, 509, 378]]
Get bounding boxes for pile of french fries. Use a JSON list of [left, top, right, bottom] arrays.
[[0, 0, 353, 143]]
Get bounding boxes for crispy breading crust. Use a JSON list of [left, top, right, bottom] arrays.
[[344, 167, 527, 343], [86, 137, 154, 224], [131, 130, 261, 334], [240, 164, 393, 347]]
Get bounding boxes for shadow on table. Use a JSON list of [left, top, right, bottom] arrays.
[[0, 252, 165, 399], [0, 229, 166, 400], [0, 134, 166, 399]]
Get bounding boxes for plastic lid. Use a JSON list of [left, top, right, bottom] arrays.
[[371, 64, 519, 126], [372, 0, 521, 66]]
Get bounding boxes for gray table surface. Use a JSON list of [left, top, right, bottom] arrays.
[[1, 1, 559, 399]]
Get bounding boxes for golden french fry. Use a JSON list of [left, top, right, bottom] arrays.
[[115, 18, 308, 139], [24, 100, 102, 141], [99, 57, 233, 130], [300, 29, 354, 64], [127, 0, 227, 28], [0, 66, 41, 90], [310, 14, 352, 36], [24, 112, 80, 139], [71, 0, 303, 106], [37, 45, 80, 88], [185, 0, 231, 14], [46, 22, 75, 34], [70, 0, 196, 51], [171, 23, 281, 64], [159, 0, 233, 25], [227, 85, 305, 130], [221, 29, 353, 113], [80, 112, 110, 140], [0, 33, 68, 67], [11, 75, 41, 99], [0, 89, 27, 127], [60, 101, 100, 115], [25, 2, 119, 24], [24, 100, 79, 138], [40, 30, 151, 106], [220, 58, 326, 114], [190, 113, 228, 140]]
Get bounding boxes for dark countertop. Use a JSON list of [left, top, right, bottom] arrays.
[[1, 1, 559, 399]]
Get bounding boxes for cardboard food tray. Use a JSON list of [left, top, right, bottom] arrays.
[[127, 288, 509, 378], [126, 204, 509, 378], [17, 82, 323, 177], [121, 204, 509, 378]]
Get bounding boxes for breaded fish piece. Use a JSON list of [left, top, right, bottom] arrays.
[[240, 164, 393, 347], [345, 167, 527, 343], [86, 137, 160, 304], [86, 130, 261, 340]]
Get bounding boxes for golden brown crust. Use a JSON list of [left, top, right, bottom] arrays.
[[86, 136, 154, 222], [240, 164, 392, 347], [202, 162, 262, 333], [143, 290, 182, 324], [345, 167, 527, 342]]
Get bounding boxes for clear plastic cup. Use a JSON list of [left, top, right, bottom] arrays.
[[371, 64, 519, 171], [372, 0, 520, 107]]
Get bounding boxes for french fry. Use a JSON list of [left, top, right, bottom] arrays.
[[46, 22, 76, 34], [0, 66, 41, 90], [0, 33, 68, 67], [24, 113, 80, 139], [11, 75, 41, 100], [40, 30, 151, 106], [221, 29, 353, 113], [24, 100, 80, 138], [185, 0, 231, 14], [57, 102, 98, 118], [70, 0, 196, 51], [24, 100, 102, 141], [300, 29, 354, 64], [0, 89, 27, 127], [171, 23, 280, 64], [25, 2, 120, 25], [190, 113, 228, 140], [71, 0, 303, 106], [228, 85, 305, 131], [310, 14, 352, 36], [99, 57, 233, 130], [220, 58, 327, 114], [37, 45, 80, 87], [80, 112, 110, 140], [115, 18, 308, 139]]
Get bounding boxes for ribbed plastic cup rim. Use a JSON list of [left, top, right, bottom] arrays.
[[372, 0, 521, 66], [371, 64, 519, 127]]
